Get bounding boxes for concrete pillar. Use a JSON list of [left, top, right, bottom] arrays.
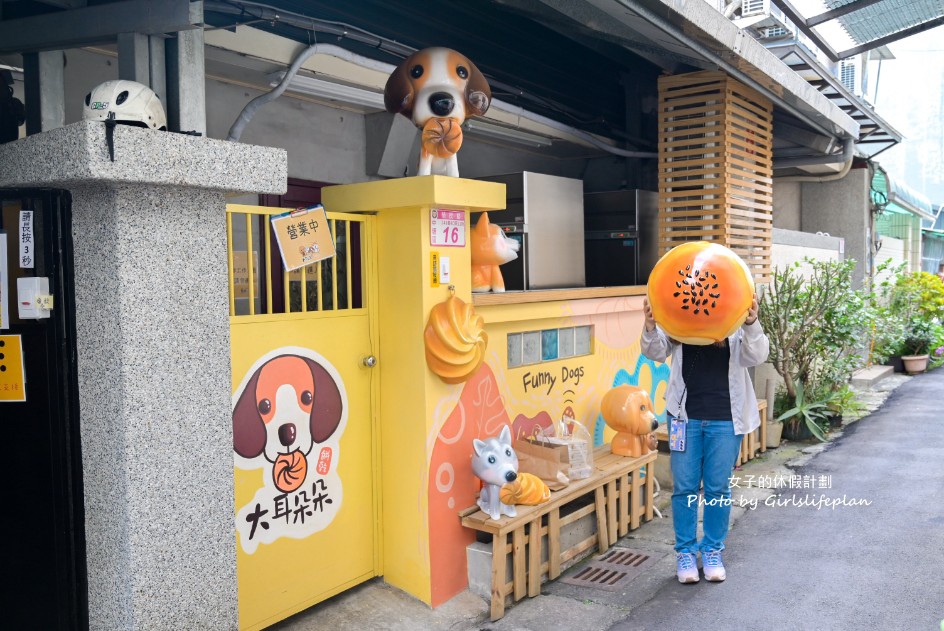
[[166, 28, 206, 135], [22, 50, 65, 135], [117, 32, 150, 84], [148, 36, 167, 105], [800, 168, 871, 286], [0, 121, 286, 629]]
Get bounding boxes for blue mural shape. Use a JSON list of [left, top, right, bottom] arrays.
[[593, 354, 672, 447]]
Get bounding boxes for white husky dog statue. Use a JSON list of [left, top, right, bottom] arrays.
[[472, 425, 519, 520]]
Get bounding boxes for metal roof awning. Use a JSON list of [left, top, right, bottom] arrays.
[[773, 0, 944, 61], [575, 0, 861, 142], [872, 167, 935, 221], [767, 42, 902, 158]]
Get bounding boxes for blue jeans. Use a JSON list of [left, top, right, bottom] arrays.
[[670, 419, 743, 554]]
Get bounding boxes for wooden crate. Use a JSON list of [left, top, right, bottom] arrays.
[[657, 71, 773, 283], [460, 448, 657, 621]]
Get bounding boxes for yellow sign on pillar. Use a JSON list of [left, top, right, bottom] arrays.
[[0, 335, 26, 402], [430, 251, 440, 287]]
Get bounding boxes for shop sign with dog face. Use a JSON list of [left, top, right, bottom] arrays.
[[270, 205, 336, 272], [232, 347, 348, 553]]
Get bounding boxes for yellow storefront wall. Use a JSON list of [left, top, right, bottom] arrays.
[[321, 177, 671, 608]]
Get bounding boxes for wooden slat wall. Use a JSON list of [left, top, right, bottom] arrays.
[[658, 71, 773, 282]]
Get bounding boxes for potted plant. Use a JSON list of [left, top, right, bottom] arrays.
[[901, 318, 935, 374], [776, 382, 830, 442], [824, 383, 866, 428], [760, 258, 870, 443]]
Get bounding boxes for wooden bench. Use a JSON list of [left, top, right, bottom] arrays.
[[736, 400, 768, 466], [459, 447, 657, 621]]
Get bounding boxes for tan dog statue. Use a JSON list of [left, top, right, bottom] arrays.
[[600, 385, 660, 457], [384, 47, 491, 177]]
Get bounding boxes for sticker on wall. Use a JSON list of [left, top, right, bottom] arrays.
[[232, 346, 348, 553], [0, 335, 26, 402], [0, 234, 8, 329], [19, 210, 34, 269], [270, 205, 336, 272]]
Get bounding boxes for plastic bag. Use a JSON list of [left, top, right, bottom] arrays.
[[540, 415, 594, 480]]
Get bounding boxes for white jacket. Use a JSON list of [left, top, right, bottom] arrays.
[[640, 320, 770, 436]]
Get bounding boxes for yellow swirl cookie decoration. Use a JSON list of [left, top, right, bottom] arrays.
[[500, 473, 551, 506], [424, 295, 488, 384]]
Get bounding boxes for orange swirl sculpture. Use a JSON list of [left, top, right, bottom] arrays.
[[424, 294, 488, 384], [647, 241, 754, 345], [422, 117, 463, 158], [500, 472, 551, 505]]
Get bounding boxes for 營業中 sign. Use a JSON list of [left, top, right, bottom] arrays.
[[271, 205, 336, 272]]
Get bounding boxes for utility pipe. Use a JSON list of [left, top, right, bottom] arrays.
[[773, 137, 855, 182]]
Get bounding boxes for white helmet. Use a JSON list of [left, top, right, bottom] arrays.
[[83, 80, 166, 131]]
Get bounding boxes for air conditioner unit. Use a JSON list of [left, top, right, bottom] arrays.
[[733, 0, 795, 39], [759, 24, 792, 39], [740, 0, 767, 17], [840, 60, 856, 92]]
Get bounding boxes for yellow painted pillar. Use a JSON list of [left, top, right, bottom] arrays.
[[322, 176, 505, 604]]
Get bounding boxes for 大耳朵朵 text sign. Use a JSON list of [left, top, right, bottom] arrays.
[[271, 205, 336, 272]]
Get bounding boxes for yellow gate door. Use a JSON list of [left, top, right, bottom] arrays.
[[227, 205, 379, 630]]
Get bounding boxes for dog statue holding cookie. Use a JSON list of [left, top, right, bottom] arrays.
[[384, 47, 491, 177]]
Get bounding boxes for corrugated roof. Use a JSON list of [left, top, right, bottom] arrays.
[[826, 0, 943, 45], [872, 166, 935, 220], [773, 0, 944, 60]]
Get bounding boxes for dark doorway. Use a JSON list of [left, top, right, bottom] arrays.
[[0, 190, 87, 630]]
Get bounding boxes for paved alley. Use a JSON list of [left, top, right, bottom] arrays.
[[607, 367, 944, 631]]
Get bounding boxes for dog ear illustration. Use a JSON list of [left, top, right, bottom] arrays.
[[384, 55, 416, 118], [303, 357, 344, 443], [464, 58, 491, 117], [472, 438, 486, 457], [233, 368, 266, 458]]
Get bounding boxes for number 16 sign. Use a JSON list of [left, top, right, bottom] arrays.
[[430, 209, 466, 247]]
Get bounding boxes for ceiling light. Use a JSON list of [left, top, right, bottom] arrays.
[[463, 119, 554, 147], [268, 72, 385, 110]]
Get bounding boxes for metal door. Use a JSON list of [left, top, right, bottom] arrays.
[[226, 204, 379, 630], [0, 190, 87, 630]]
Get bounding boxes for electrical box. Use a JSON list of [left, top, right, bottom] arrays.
[[17, 277, 52, 319]]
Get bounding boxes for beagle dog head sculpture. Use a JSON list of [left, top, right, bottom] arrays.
[[233, 354, 343, 493], [384, 47, 491, 177]]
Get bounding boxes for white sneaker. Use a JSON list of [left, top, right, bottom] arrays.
[[676, 552, 699, 583], [702, 549, 726, 582]]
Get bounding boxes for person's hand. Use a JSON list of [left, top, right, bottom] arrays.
[[744, 294, 759, 325], [643, 297, 657, 332]]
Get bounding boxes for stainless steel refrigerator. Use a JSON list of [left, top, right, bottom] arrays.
[[475, 172, 586, 291], [583, 190, 659, 287]]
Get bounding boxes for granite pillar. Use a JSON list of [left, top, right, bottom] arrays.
[[0, 121, 286, 629]]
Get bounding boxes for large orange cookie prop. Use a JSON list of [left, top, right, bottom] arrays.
[[648, 241, 753, 345], [422, 117, 463, 158]]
